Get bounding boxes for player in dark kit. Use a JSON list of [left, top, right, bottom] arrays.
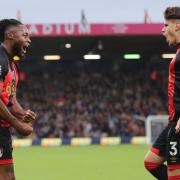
[[144, 7, 180, 180], [0, 19, 36, 180]]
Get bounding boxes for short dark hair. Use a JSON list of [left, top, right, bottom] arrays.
[[0, 19, 22, 42], [164, 6, 180, 20]]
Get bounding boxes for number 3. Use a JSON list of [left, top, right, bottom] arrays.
[[170, 142, 177, 156]]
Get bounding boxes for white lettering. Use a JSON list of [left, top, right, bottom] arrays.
[[56, 24, 61, 34], [28, 24, 38, 35], [78, 23, 91, 34], [64, 24, 74, 34], [170, 142, 178, 156], [112, 24, 128, 33], [42, 24, 53, 35]]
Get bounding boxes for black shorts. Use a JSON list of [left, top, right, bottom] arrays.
[[0, 127, 13, 164], [151, 122, 180, 170]]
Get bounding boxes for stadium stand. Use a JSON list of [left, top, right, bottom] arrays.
[[14, 57, 169, 139]]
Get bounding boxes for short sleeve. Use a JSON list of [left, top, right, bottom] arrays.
[[0, 58, 8, 87]]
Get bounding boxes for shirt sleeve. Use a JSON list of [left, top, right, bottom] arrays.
[[0, 58, 8, 88]]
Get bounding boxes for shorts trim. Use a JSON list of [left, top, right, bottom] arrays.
[[168, 164, 180, 170], [0, 159, 13, 165], [168, 175, 180, 180], [150, 147, 160, 155]]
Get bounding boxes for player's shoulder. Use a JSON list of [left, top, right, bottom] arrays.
[[0, 47, 9, 78], [0, 46, 9, 67], [177, 50, 180, 61], [13, 61, 20, 73]]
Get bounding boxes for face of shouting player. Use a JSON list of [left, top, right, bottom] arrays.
[[10, 25, 31, 58], [162, 19, 180, 47]]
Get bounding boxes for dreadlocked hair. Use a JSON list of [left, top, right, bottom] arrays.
[[0, 19, 22, 43]]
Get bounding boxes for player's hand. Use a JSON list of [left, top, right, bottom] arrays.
[[175, 118, 180, 133], [23, 109, 37, 123], [14, 120, 33, 136]]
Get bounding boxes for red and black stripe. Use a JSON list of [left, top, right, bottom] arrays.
[[168, 46, 180, 122]]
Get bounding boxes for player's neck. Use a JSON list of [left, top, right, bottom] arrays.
[[1, 42, 14, 57]]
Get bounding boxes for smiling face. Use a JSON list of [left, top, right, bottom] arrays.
[[162, 19, 179, 47]]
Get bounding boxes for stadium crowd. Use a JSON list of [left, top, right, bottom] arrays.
[[16, 59, 169, 138]]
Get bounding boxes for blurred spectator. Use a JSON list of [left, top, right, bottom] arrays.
[[15, 59, 169, 138]]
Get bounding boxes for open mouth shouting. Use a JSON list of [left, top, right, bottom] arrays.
[[22, 44, 30, 54]]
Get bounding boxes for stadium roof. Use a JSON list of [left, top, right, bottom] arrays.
[[25, 23, 175, 61], [28, 35, 173, 61]]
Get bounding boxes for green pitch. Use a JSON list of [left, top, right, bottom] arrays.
[[14, 145, 152, 180]]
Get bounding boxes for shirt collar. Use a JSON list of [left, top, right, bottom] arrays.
[[176, 42, 180, 50], [0, 44, 13, 61]]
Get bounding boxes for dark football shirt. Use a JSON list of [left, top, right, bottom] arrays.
[[0, 45, 19, 128], [168, 43, 180, 122]]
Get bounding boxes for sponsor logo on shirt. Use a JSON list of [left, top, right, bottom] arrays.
[[5, 82, 15, 97]]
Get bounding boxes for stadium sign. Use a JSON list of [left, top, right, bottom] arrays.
[[26, 23, 163, 37], [26, 23, 91, 37]]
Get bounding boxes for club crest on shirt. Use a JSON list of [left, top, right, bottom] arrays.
[[0, 148, 3, 158]]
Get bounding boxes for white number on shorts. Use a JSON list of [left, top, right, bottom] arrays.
[[170, 142, 177, 156]]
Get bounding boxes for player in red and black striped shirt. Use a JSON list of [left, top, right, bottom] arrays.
[[0, 19, 36, 180], [144, 7, 180, 180]]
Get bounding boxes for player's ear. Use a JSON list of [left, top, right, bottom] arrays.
[[5, 31, 15, 40], [175, 21, 180, 31]]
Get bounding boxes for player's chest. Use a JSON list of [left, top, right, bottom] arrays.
[[4, 63, 18, 87]]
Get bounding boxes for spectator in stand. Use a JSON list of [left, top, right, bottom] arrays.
[[15, 59, 168, 138]]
